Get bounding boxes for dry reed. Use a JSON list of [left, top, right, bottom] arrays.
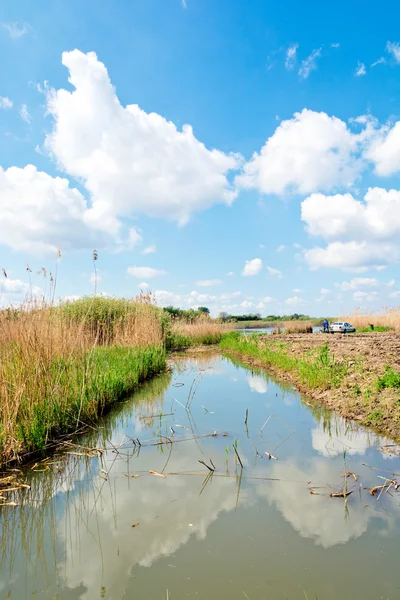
[[341, 307, 400, 332], [169, 318, 228, 347], [0, 295, 167, 464]]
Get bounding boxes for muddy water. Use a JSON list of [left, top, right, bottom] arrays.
[[1, 354, 400, 600]]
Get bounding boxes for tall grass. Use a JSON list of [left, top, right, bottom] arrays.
[[0, 296, 167, 464], [341, 307, 400, 332], [167, 318, 227, 348], [283, 321, 313, 334]]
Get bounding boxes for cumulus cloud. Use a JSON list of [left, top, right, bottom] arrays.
[[127, 266, 166, 279], [337, 277, 378, 291], [236, 109, 368, 196], [304, 241, 398, 271], [196, 279, 222, 287], [366, 120, 400, 176], [45, 50, 242, 232], [266, 266, 282, 278], [0, 277, 43, 307], [302, 188, 400, 270], [355, 61, 366, 76], [0, 164, 106, 254], [353, 290, 378, 301], [242, 258, 263, 276], [0, 96, 12, 109], [298, 47, 322, 79], [285, 295, 304, 306], [276, 244, 286, 252], [1, 21, 31, 38], [285, 44, 298, 70]]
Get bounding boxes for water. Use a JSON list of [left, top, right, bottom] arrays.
[[240, 326, 322, 335], [1, 353, 400, 600]]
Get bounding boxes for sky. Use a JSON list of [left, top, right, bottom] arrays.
[[1, 0, 400, 316]]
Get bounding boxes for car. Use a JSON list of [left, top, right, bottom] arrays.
[[329, 321, 356, 334]]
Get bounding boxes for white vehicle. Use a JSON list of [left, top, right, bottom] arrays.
[[330, 321, 356, 334]]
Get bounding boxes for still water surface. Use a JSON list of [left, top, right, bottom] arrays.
[[1, 353, 400, 600]]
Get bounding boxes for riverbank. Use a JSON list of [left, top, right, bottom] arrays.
[[0, 296, 228, 466], [220, 331, 400, 439]]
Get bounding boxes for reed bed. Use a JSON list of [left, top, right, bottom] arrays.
[[168, 318, 228, 348], [0, 295, 167, 464], [341, 307, 400, 332], [283, 320, 314, 334]]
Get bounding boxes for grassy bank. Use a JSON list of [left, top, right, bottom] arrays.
[[220, 332, 400, 439], [0, 295, 228, 464], [0, 296, 168, 464]]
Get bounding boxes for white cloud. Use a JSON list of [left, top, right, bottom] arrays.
[[366, 121, 400, 176], [276, 244, 286, 252], [138, 281, 150, 289], [302, 188, 400, 270], [0, 277, 43, 306], [127, 266, 166, 278], [353, 290, 378, 301], [0, 97, 12, 109], [266, 266, 282, 278], [19, 104, 31, 124], [292, 288, 302, 293], [226, 271, 235, 276], [305, 241, 398, 271], [181, 0, 187, 7], [331, 43, 340, 48], [320, 287, 331, 295], [386, 41, 400, 63], [236, 109, 367, 196], [284, 296, 305, 306], [1, 22, 31, 38], [45, 50, 242, 232], [371, 57, 385, 67], [390, 290, 400, 298], [242, 258, 263, 276], [141, 244, 156, 254], [0, 164, 106, 254], [285, 43, 298, 70], [337, 277, 378, 291], [127, 227, 142, 248], [302, 188, 400, 240], [355, 61, 366, 76], [196, 279, 222, 287], [298, 47, 322, 79]]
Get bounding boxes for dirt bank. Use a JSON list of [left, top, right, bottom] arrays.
[[221, 332, 400, 441]]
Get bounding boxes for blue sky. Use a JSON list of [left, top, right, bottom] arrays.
[[1, 0, 400, 316]]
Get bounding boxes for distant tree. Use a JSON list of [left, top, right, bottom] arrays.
[[198, 306, 210, 315], [218, 312, 229, 322]]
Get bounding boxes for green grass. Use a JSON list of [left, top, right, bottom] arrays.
[[1, 345, 166, 460], [220, 332, 348, 390], [376, 366, 400, 390], [357, 325, 392, 333]]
